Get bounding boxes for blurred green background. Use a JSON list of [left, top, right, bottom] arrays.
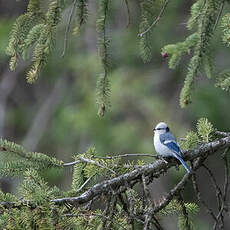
[[0, 1, 229, 229]]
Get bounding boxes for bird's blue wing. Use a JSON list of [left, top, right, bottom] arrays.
[[164, 141, 181, 153], [164, 141, 191, 173]]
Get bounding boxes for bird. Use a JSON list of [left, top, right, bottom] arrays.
[[153, 122, 191, 173]]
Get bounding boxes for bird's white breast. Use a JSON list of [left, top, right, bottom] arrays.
[[153, 133, 173, 157]]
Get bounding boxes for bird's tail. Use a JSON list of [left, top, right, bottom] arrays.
[[172, 153, 191, 173]]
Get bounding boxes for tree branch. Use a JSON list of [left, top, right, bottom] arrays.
[[138, 0, 169, 37], [53, 136, 230, 206], [1, 135, 230, 213]]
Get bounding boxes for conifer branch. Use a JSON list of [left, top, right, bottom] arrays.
[[213, 0, 225, 31], [0, 135, 230, 228], [77, 156, 116, 174], [96, 0, 111, 116], [61, 0, 77, 58], [124, 0, 130, 28], [93, 153, 158, 159], [138, 0, 169, 37], [52, 135, 230, 207]]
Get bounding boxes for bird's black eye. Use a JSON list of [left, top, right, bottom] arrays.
[[166, 127, 169, 132]]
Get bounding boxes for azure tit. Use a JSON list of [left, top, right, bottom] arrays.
[[153, 122, 191, 173]]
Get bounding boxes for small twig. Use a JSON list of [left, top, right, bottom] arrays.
[[142, 174, 153, 230], [177, 193, 191, 230], [63, 212, 109, 219], [64, 156, 116, 174], [138, 0, 169, 37], [101, 195, 111, 230], [188, 0, 206, 27], [154, 172, 191, 213], [61, 0, 77, 58], [213, 0, 225, 31], [106, 197, 117, 230], [125, 182, 135, 218], [124, 0, 130, 27], [213, 148, 229, 230], [222, 149, 229, 206], [202, 164, 223, 211], [63, 160, 81, 167], [142, 174, 164, 230], [191, 173, 218, 223], [124, 181, 135, 227], [92, 153, 158, 159], [64, 154, 157, 167], [76, 175, 94, 193], [142, 174, 152, 205], [78, 156, 116, 174]]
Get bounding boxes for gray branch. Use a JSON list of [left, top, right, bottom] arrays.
[[52, 135, 230, 206], [1, 135, 230, 214]]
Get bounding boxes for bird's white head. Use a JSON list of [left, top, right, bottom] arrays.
[[154, 122, 169, 135]]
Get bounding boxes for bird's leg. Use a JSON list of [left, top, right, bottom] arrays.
[[157, 155, 169, 164]]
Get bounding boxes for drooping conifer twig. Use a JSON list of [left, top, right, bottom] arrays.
[[138, 0, 169, 37], [213, 0, 225, 31], [124, 0, 130, 27], [61, 0, 78, 58], [177, 192, 191, 230]]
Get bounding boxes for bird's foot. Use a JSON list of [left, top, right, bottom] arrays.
[[157, 156, 169, 164]]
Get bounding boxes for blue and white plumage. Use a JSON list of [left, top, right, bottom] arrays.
[[153, 122, 191, 173]]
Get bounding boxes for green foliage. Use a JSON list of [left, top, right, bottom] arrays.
[[22, 24, 45, 60], [6, 0, 230, 114], [180, 131, 199, 150], [139, 0, 156, 63], [96, 0, 111, 116], [75, 0, 88, 30], [0, 139, 63, 176], [221, 13, 230, 46], [161, 200, 199, 230], [6, 0, 64, 83], [161, 200, 199, 216], [0, 189, 17, 202], [6, 13, 42, 71], [197, 118, 214, 143], [181, 0, 219, 107], [72, 162, 86, 191], [163, 0, 221, 107], [187, 0, 204, 30], [96, 73, 111, 116], [203, 53, 214, 79], [215, 70, 230, 91], [27, 0, 64, 83], [6, 0, 43, 70], [19, 168, 53, 203], [162, 33, 199, 69], [0, 169, 63, 230]]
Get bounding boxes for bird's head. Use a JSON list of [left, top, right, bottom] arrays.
[[153, 122, 169, 135]]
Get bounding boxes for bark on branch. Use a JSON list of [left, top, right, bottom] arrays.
[[52, 135, 230, 206]]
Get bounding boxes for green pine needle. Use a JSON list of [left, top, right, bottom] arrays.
[[215, 70, 230, 92], [197, 118, 214, 143]]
